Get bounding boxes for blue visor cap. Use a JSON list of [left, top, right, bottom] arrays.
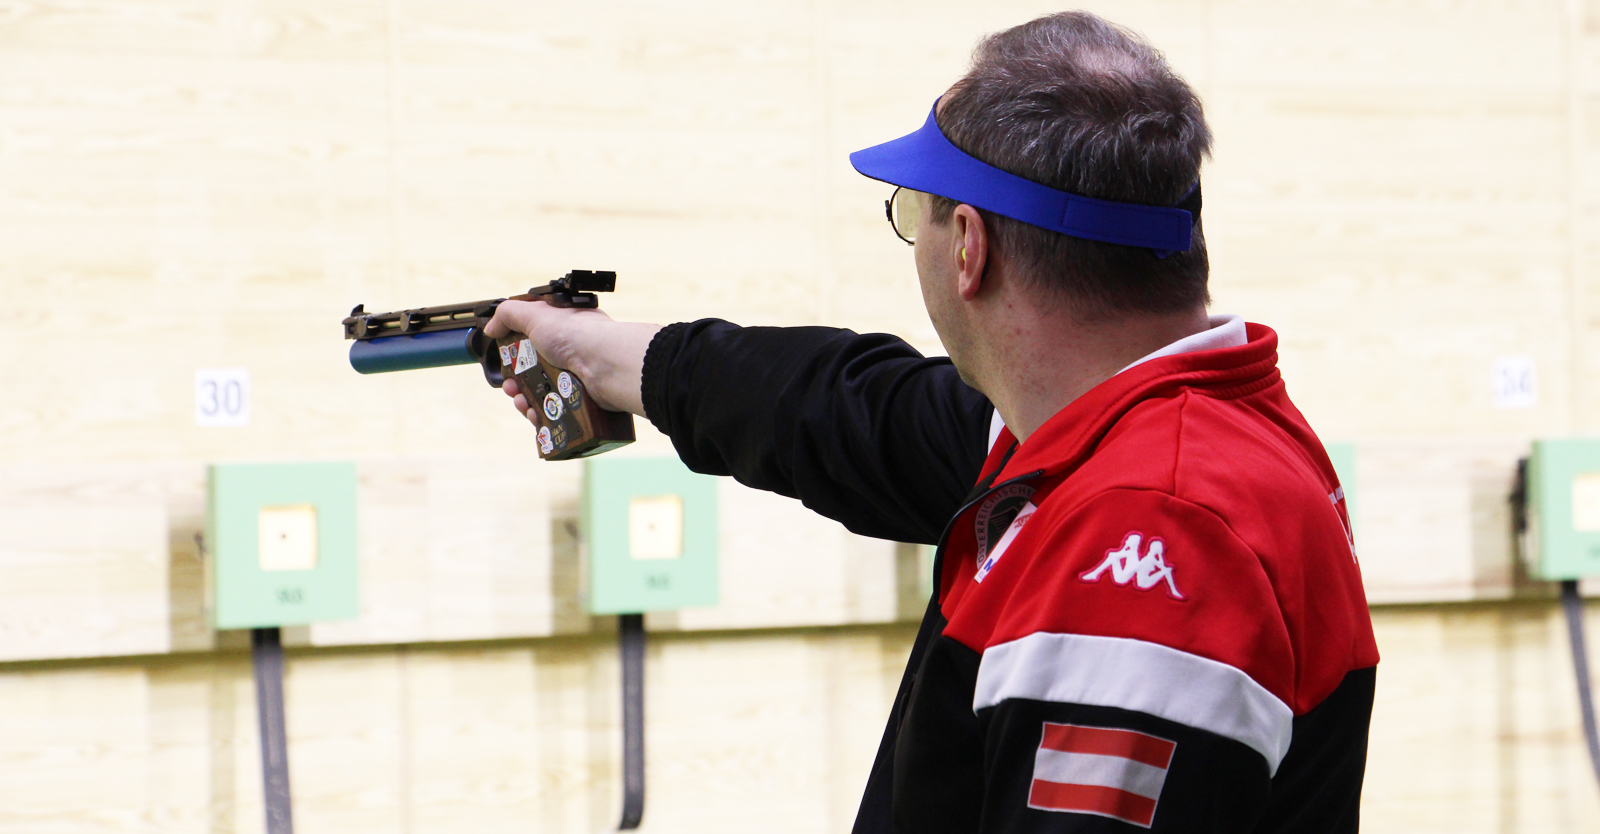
[[850, 102, 1197, 253]]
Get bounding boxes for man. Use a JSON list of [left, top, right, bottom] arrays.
[[487, 11, 1378, 833]]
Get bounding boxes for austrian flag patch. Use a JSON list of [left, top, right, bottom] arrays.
[[1027, 723, 1176, 828]]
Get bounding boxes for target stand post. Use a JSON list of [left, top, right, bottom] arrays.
[[584, 457, 720, 830], [208, 463, 361, 834]]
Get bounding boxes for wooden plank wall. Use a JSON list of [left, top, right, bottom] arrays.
[[0, 628, 910, 834], [3, 0, 1594, 651], [2, 607, 1600, 833], [7, 0, 1600, 830]]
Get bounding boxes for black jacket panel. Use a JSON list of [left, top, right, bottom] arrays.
[[1253, 666, 1376, 833]]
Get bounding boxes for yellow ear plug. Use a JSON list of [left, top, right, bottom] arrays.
[[960, 247, 967, 261]]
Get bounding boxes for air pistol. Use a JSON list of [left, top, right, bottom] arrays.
[[342, 269, 635, 461]]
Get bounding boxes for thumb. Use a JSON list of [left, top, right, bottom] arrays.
[[484, 299, 538, 339]]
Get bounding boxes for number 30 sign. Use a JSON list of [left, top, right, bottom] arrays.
[[195, 368, 251, 427]]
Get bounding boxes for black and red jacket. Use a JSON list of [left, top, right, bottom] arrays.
[[642, 319, 1378, 833]]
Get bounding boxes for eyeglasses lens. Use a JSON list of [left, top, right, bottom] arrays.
[[888, 188, 922, 245]]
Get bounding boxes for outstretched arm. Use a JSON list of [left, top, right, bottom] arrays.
[[640, 320, 993, 544], [486, 301, 994, 544]]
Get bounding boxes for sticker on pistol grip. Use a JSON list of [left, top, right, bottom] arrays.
[[543, 392, 565, 421], [560, 372, 582, 408], [515, 340, 537, 375], [537, 425, 554, 455], [498, 343, 517, 368], [551, 423, 568, 449]]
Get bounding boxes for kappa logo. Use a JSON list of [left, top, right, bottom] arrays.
[[1080, 532, 1184, 600]]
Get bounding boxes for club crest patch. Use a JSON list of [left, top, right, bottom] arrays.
[[974, 484, 1036, 568]]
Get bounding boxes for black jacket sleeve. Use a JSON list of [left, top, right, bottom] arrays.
[[640, 319, 994, 544]]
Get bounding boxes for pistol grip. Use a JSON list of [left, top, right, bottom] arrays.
[[494, 332, 636, 461]]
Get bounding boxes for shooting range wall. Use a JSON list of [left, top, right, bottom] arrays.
[[4, 0, 1600, 830]]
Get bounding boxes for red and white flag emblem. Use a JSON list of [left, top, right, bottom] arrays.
[[1027, 722, 1176, 828]]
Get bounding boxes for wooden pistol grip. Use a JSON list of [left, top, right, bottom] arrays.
[[494, 332, 635, 461]]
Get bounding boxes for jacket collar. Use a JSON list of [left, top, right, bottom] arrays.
[[995, 322, 1282, 483]]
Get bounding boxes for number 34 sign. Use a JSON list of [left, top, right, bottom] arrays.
[[195, 368, 251, 427]]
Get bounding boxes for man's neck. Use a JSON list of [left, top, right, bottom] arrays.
[[979, 304, 1211, 443]]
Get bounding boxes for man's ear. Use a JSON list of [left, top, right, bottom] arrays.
[[951, 204, 989, 301]]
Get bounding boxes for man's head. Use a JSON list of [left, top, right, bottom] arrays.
[[924, 11, 1211, 320], [852, 11, 1217, 432]]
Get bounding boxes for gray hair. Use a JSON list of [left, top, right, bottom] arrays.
[[929, 11, 1212, 318]]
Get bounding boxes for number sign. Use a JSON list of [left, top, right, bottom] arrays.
[[1491, 356, 1536, 410], [196, 368, 251, 427]]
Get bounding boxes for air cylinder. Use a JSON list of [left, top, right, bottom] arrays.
[[348, 329, 477, 374]]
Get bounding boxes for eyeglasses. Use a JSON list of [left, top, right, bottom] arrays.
[[884, 187, 923, 246]]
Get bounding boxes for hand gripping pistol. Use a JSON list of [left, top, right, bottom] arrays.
[[342, 270, 636, 461]]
